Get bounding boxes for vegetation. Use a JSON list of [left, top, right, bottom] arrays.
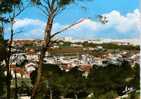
[[83, 42, 140, 50], [59, 41, 72, 48], [0, 0, 29, 98], [0, 0, 140, 99], [0, 64, 6, 97], [30, 61, 139, 99], [30, 0, 92, 98], [88, 61, 135, 98]]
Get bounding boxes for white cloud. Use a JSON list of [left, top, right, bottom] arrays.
[[14, 18, 45, 29], [71, 19, 98, 31], [60, 9, 140, 40], [70, 9, 140, 33], [103, 9, 140, 33], [13, 9, 141, 40]]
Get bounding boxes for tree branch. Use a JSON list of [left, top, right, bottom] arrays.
[[38, 6, 48, 16], [15, 3, 30, 17], [44, 0, 51, 10], [13, 30, 24, 36], [50, 18, 86, 39]]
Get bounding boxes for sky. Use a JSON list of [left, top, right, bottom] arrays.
[[5, 0, 140, 40]]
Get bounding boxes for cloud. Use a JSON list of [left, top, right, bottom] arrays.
[[14, 18, 45, 29], [70, 9, 140, 33], [61, 9, 140, 39], [13, 19, 65, 39], [13, 9, 140, 40], [11, 18, 46, 39], [103, 9, 140, 33]]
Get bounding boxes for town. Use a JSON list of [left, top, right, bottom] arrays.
[[0, 0, 140, 99], [2, 38, 138, 99], [7, 38, 139, 78]]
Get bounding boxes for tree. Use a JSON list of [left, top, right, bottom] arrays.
[[0, 64, 6, 97], [30, 0, 91, 98], [30, 64, 90, 99], [87, 60, 134, 98], [62, 67, 89, 99], [128, 63, 140, 99], [30, 64, 62, 98], [0, 30, 7, 98], [0, 1, 15, 98], [130, 63, 140, 90], [0, 0, 30, 98]]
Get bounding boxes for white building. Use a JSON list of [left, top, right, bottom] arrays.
[[63, 37, 72, 42]]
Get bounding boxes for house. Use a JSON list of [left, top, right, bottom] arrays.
[[25, 62, 37, 73], [6, 64, 28, 78], [71, 43, 83, 47]]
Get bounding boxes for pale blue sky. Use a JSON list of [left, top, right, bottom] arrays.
[[5, 0, 140, 40]]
